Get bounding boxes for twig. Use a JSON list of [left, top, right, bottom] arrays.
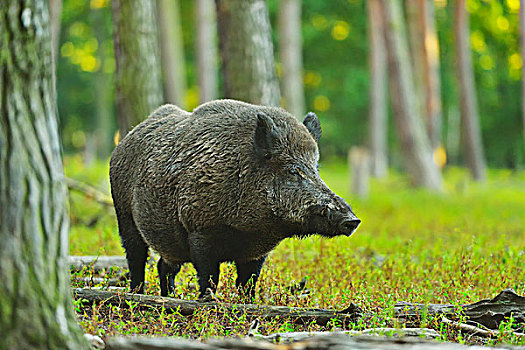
[[66, 177, 113, 207]]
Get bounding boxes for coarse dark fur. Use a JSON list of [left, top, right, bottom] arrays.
[[109, 99, 360, 298]]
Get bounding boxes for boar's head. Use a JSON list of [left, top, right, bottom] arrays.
[[253, 111, 360, 238]]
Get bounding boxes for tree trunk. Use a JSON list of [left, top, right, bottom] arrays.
[[421, 0, 443, 149], [157, 0, 187, 108], [406, 0, 443, 150], [196, 0, 219, 103], [406, 0, 426, 121], [366, 0, 388, 178], [381, 0, 442, 190], [0, 1, 89, 348], [93, 7, 113, 159], [112, 0, 163, 139], [216, 0, 280, 106], [49, 0, 62, 64], [278, 0, 305, 119], [520, 1, 525, 151], [348, 147, 371, 199], [454, 0, 486, 180]]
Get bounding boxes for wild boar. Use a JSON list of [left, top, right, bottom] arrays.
[[109, 99, 360, 298]]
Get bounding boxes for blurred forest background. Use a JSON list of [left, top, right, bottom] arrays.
[[55, 0, 525, 181]]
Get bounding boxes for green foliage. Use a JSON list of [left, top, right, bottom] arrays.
[[68, 158, 525, 344]]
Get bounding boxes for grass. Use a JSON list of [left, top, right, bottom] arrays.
[[65, 155, 525, 344]]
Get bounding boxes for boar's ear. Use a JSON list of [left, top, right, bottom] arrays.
[[254, 112, 278, 160], [303, 112, 321, 143]]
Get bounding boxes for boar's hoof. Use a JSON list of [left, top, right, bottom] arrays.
[[199, 288, 220, 303]]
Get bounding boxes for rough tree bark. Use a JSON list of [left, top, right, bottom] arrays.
[[157, 0, 187, 107], [216, 0, 280, 106], [454, 0, 486, 180], [278, 0, 305, 119], [112, 0, 163, 138], [0, 1, 89, 348], [381, 0, 442, 190], [366, 0, 388, 178], [196, 0, 218, 103]]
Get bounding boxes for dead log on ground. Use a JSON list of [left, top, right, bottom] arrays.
[[73, 288, 362, 326], [103, 334, 522, 350]]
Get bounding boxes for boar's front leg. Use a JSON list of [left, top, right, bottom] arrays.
[[157, 257, 181, 297], [188, 235, 220, 298], [235, 256, 267, 298]]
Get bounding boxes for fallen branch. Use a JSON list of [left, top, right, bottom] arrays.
[[66, 177, 113, 207], [103, 334, 513, 350], [441, 316, 525, 340], [251, 327, 440, 343], [74, 277, 127, 287], [69, 255, 128, 271], [73, 288, 362, 326]]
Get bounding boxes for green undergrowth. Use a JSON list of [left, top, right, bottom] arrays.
[[66, 156, 525, 344]]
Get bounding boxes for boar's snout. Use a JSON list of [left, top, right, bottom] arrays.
[[307, 196, 360, 237], [339, 217, 361, 236]]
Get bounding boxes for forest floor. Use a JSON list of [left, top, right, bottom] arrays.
[[66, 155, 525, 346]]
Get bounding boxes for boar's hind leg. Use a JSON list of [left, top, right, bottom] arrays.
[[235, 256, 267, 298], [123, 237, 148, 294], [117, 215, 148, 294], [157, 257, 181, 297]]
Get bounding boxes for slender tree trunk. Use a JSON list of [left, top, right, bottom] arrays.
[[157, 0, 187, 108], [216, 0, 280, 106], [406, 0, 443, 150], [278, 0, 305, 119], [406, 0, 426, 120], [49, 0, 62, 64], [0, 1, 89, 348], [93, 7, 113, 159], [454, 0, 486, 180], [422, 0, 443, 149], [381, 0, 442, 190], [112, 0, 163, 138], [196, 0, 219, 103], [367, 0, 388, 178], [520, 1, 525, 151]]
